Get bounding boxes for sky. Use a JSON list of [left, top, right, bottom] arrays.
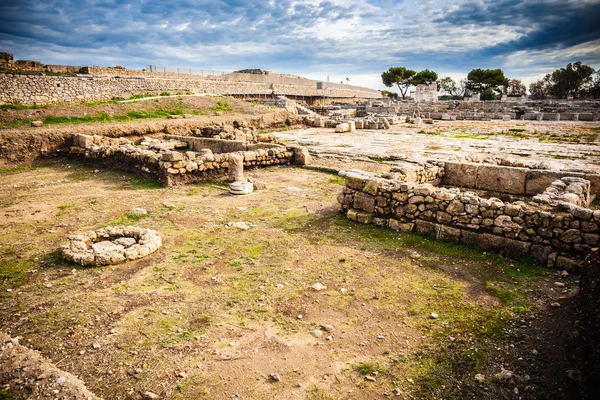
[[0, 0, 599, 91]]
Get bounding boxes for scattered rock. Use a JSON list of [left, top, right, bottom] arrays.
[[365, 375, 376, 382], [495, 369, 514, 381], [430, 312, 439, 319], [474, 374, 485, 383], [269, 373, 281, 382], [144, 392, 159, 399], [131, 208, 147, 215], [312, 283, 327, 291], [56, 376, 66, 384]]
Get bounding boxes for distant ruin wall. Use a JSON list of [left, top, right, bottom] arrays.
[[0, 73, 381, 105]]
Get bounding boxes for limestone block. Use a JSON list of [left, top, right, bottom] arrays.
[[348, 121, 356, 132], [335, 123, 350, 133], [461, 231, 531, 255], [442, 162, 478, 189], [162, 151, 183, 162], [74, 134, 94, 148], [415, 220, 438, 236], [437, 225, 461, 243], [476, 165, 526, 195], [293, 147, 311, 165], [353, 192, 376, 213]]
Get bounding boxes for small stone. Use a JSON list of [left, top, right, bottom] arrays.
[[532, 349, 539, 355], [321, 324, 335, 332], [554, 282, 565, 287], [178, 371, 187, 378], [495, 369, 514, 381], [163, 202, 175, 209], [311, 330, 323, 338], [131, 208, 147, 215], [312, 283, 327, 291], [392, 388, 402, 396], [365, 375, 376, 382], [430, 312, 438, 319], [144, 392, 159, 399], [297, 314, 303, 319], [269, 373, 281, 382], [79, 350, 86, 355], [56, 376, 66, 384], [550, 302, 561, 308], [560, 270, 569, 277], [92, 342, 101, 349], [475, 374, 485, 383], [325, 335, 333, 341]]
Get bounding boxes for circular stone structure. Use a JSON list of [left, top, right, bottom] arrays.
[[62, 226, 162, 266]]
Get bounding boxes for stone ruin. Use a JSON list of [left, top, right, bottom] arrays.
[[69, 130, 310, 187], [338, 160, 599, 271], [62, 226, 162, 266]]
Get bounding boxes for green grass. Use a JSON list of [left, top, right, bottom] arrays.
[[355, 361, 381, 375], [452, 133, 495, 140], [209, 101, 232, 112], [0, 162, 52, 175], [417, 130, 441, 135], [128, 176, 162, 189], [0, 103, 48, 111], [110, 212, 149, 225], [508, 128, 525, 133], [160, 92, 171, 97]]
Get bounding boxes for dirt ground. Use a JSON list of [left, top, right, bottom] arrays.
[[0, 159, 586, 399]]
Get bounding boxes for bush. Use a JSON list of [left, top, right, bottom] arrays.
[[160, 92, 171, 97]]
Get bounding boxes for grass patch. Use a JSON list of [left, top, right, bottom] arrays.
[[328, 176, 345, 185], [209, 101, 232, 112], [0, 162, 51, 175], [110, 212, 149, 225], [0, 104, 48, 111], [128, 176, 162, 190], [355, 361, 381, 376], [508, 128, 525, 132], [452, 133, 495, 140]]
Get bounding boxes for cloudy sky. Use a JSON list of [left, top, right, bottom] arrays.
[[1, 0, 599, 90]]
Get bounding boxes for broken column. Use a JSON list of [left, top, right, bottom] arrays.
[[227, 153, 245, 182]]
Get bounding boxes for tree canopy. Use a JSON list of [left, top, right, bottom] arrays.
[[381, 67, 438, 99], [438, 77, 469, 99], [546, 61, 595, 98], [465, 68, 509, 93], [505, 79, 526, 96], [381, 67, 416, 98], [412, 69, 438, 85]]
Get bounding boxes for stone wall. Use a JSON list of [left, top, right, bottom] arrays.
[[338, 170, 599, 270], [441, 161, 600, 197], [0, 73, 381, 105], [69, 134, 299, 186]]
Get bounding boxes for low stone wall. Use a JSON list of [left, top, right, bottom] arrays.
[[69, 134, 299, 186], [0, 73, 380, 105], [441, 161, 600, 197], [338, 170, 599, 270]]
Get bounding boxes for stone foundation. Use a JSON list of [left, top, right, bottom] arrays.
[[338, 169, 599, 271], [69, 133, 305, 186]]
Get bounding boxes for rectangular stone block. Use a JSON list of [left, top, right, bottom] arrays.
[[461, 231, 531, 255], [442, 162, 478, 189], [476, 165, 526, 195], [415, 220, 438, 236], [526, 170, 586, 196], [353, 192, 376, 213], [437, 225, 461, 243]]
